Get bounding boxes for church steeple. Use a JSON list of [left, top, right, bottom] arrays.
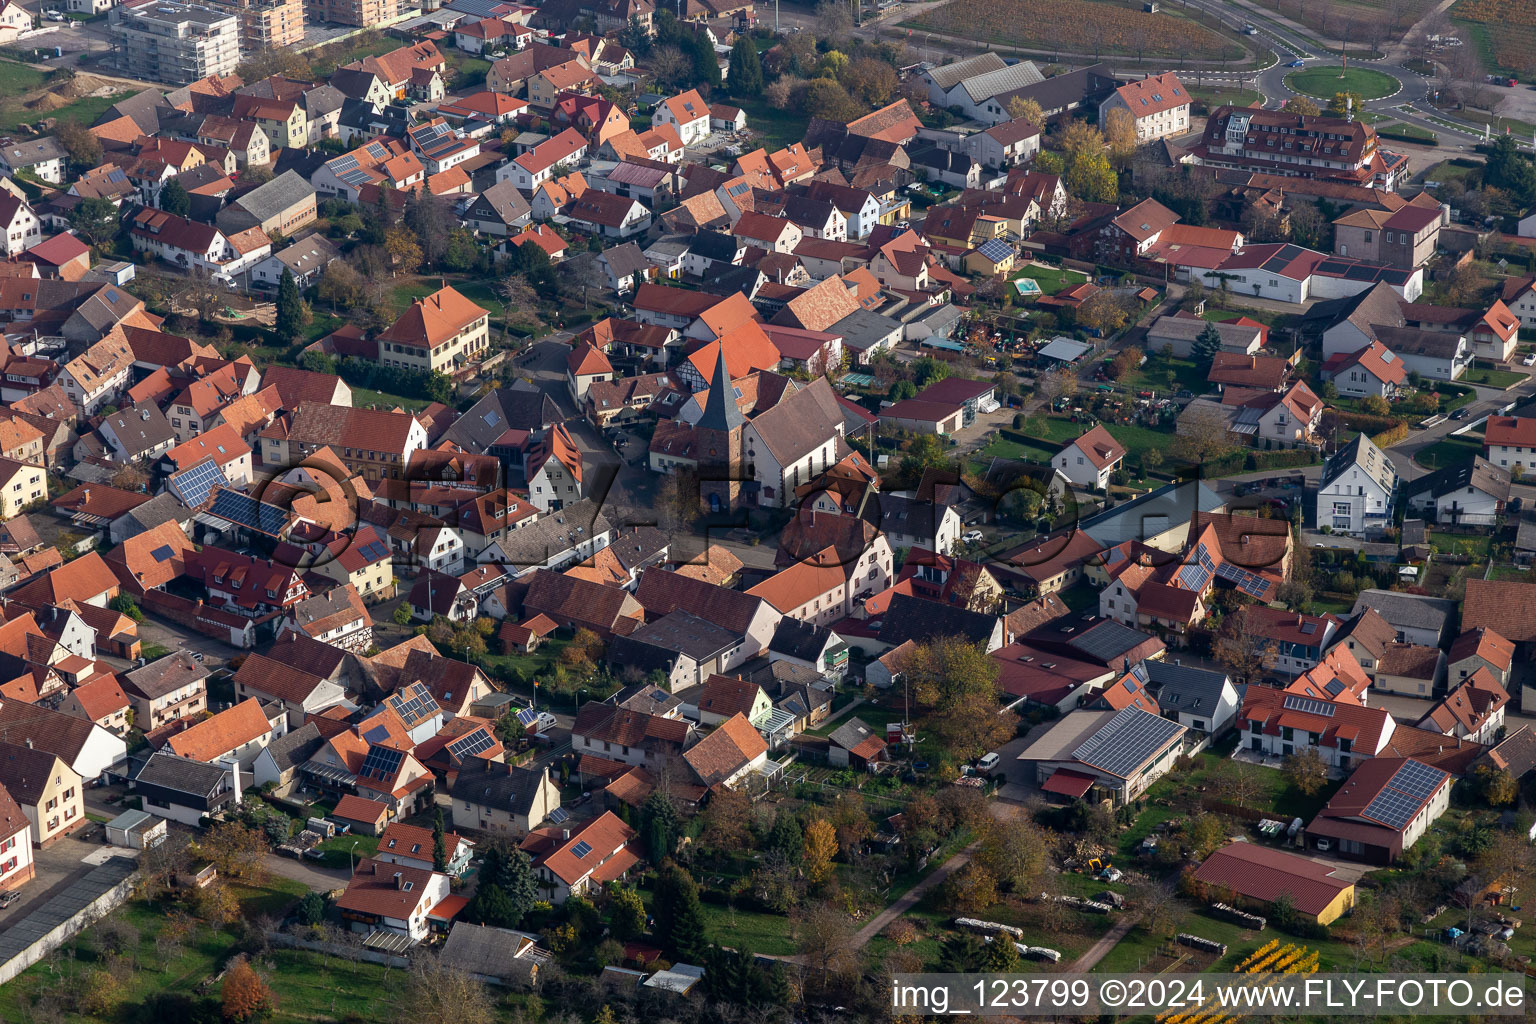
[[697, 347, 744, 432]]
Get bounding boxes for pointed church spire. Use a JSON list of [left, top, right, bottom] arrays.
[[697, 346, 744, 433]]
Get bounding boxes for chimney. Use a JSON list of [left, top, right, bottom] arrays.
[[23, 738, 31, 749], [562, 828, 571, 840], [394, 871, 406, 889]]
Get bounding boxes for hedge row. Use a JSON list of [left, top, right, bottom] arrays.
[[1372, 423, 1411, 448], [1377, 129, 1438, 147]]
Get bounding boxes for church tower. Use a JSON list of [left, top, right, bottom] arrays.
[[695, 348, 745, 512]]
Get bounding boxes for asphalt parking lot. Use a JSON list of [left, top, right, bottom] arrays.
[[0, 827, 124, 934]]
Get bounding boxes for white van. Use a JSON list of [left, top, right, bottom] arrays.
[[976, 751, 1000, 772]]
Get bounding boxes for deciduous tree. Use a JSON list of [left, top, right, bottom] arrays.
[[803, 817, 838, 885], [1175, 402, 1235, 464], [220, 957, 272, 1023], [1103, 107, 1138, 164], [1007, 96, 1045, 127], [69, 196, 119, 246], [1212, 608, 1277, 685], [1285, 95, 1321, 116], [400, 960, 495, 1024], [899, 637, 1013, 762], [1283, 747, 1329, 796]]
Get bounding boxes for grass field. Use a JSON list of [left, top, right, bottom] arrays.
[[0, 60, 46, 93], [1413, 432, 1481, 471], [1186, 85, 1263, 109], [970, 435, 1059, 475], [905, 0, 1243, 59], [1429, 530, 1492, 557], [1247, 0, 1432, 44], [351, 387, 429, 411], [1283, 65, 1401, 100], [1461, 366, 1526, 388], [1010, 262, 1089, 296], [1426, 158, 1480, 185], [1375, 120, 1438, 141], [735, 96, 808, 152], [312, 832, 380, 870], [1114, 352, 1208, 396]]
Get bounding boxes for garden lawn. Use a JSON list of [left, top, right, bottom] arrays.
[[734, 97, 808, 152], [312, 833, 380, 870], [351, 387, 429, 411], [1461, 366, 1525, 388], [266, 949, 403, 1021], [1102, 422, 1177, 463], [1114, 354, 1207, 396], [969, 435, 1059, 475], [808, 701, 908, 737], [1010, 263, 1089, 296], [1426, 159, 1479, 185], [1140, 748, 1340, 821], [1186, 85, 1263, 108], [1414, 433, 1481, 471], [695, 901, 799, 955], [1283, 66, 1400, 100], [1429, 530, 1491, 558], [0, 60, 44, 94]]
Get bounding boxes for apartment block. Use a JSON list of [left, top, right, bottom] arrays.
[[113, 2, 241, 85]]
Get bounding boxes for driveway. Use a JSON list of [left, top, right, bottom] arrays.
[[0, 829, 127, 933]]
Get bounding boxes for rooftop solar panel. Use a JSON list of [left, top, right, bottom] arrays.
[[209, 488, 289, 537], [447, 728, 497, 760], [1065, 620, 1153, 663], [548, 806, 570, 824], [169, 457, 226, 509], [516, 707, 539, 726], [571, 840, 593, 859], [1070, 706, 1184, 778], [1281, 694, 1335, 717], [359, 744, 404, 782], [1360, 760, 1446, 830], [150, 545, 174, 563]]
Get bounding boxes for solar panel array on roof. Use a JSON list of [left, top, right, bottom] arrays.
[[447, 728, 497, 760], [209, 488, 288, 536], [359, 744, 404, 782], [571, 839, 593, 859], [515, 707, 539, 726], [169, 457, 227, 509], [1259, 244, 1302, 273], [331, 154, 359, 174], [1282, 694, 1335, 717], [548, 805, 570, 824], [1177, 543, 1215, 592], [387, 686, 434, 726], [1070, 706, 1184, 778], [356, 536, 391, 563], [1067, 620, 1153, 662], [976, 238, 1013, 264], [1214, 561, 1269, 597], [1323, 677, 1344, 697], [1360, 759, 1446, 830], [364, 724, 388, 743], [150, 545, 174, 563]]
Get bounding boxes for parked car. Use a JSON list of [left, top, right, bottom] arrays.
[[962, 530, 984, 544], [976, 751, 1000, 772], [1451, 408, 1471, 420], [0, 890, 20, 908], [1523, 352, 1536, 366]]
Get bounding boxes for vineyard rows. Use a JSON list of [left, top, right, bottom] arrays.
[[1453, 0, 1536, 76], [907, 0, 1241, 60]]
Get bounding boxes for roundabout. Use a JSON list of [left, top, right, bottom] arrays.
[[1282, 65, 1401, 101]]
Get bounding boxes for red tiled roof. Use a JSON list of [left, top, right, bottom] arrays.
[[1193, 841, 1353, 915], [165, 697, 271, 762]]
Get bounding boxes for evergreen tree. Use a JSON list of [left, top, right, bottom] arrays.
[[766, 810, 801, 861], [938, 933, 985, 973], [432, 806, 448, 873], [470, 843, 538, 927], [641, 791, 681, 863], [652, 862, 709, 962], [160, 179, 190, 217], [1192, 320, 1224, 366], [274, 268, 305, 341], [688, 31, 720, 90], [727, 36, 763, 96]]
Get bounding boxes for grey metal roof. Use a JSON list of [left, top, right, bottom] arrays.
[[483, 498, 614, 570], [261, 721, 323, 774], [626, 608, 738, 660], [133, 751, 228, 796], [1144, 661, 1230, 716], [124, 651, 210, 701], [1351, 589, 1455, 632], [828, 717, 879, 752], [441, 922, 540, 983], [1078, 479, 1223, 547], [829, 307, 902, 352], [1320, 432, 1397, 495], [449, 759, 550, 815], [1065, 620, 1156, 663], [926, 53, 1009, 92], [227, 170, 316, 226]]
